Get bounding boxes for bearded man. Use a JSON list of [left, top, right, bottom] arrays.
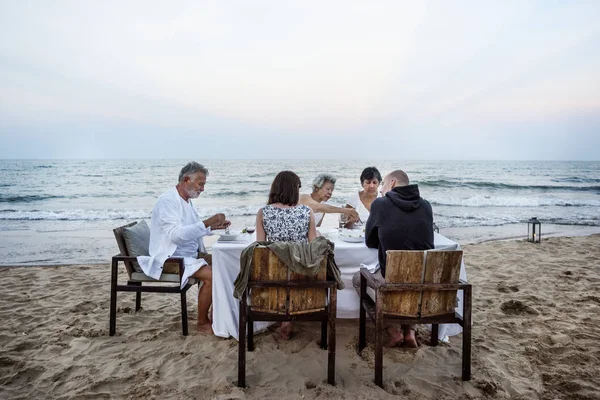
[[138, 161, 230, 334]]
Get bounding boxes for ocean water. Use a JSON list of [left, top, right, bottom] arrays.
[[1, 159, 599, 265]]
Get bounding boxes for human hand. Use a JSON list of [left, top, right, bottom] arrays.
[[204, 213, 227, 229], [343, 208, 359, 223], [218, 220, 231, 229]]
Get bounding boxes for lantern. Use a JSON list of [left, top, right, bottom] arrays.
[[527, 217, 541, 243]]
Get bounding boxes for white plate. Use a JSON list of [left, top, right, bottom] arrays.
[[218, 234, 241, 241], [339, 234, 364, 243], [212, 229, 241, 236], [339, 229, 365, 243]]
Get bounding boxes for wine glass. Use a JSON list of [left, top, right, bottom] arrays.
[[245, 219, 256, 236]]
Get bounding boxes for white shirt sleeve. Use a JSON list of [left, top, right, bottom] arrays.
[[155, 197, 209, 247]]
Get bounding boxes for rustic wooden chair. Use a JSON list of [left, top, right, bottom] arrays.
[[358, 250, 471, 387], [110, 221, 198, 336], [238, 246, 337, 387]]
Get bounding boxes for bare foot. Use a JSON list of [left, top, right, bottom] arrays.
[[197, 322, 214, 334], [403, 328, 418, 348], [276, 322, 293, 340], [384, 326, 404, 348]]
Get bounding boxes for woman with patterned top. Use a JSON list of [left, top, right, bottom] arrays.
[[255, 170, 317, 339], [256, 170, 317, 243]]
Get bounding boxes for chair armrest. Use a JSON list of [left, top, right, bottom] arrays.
[[112, 254, 138, 262], [112, 254, 187, 281], [248, 280, 334, 289], [360, 267, 382, 289]]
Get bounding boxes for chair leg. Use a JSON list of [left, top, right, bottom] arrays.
[[248, 314, 254, 352], [128, 281, 142, 311], [462, 286, 472, 381], [327, 287, 337, 386], [109, 259, 118, 336], [358, 274, 367, 352], [180, 288, 188, 336], [238, 291, 247, 388], [431, 324, 439, 346], [374, 292, 384, 388], [136, 291, 142, 311], [320, 320, 328, 350]]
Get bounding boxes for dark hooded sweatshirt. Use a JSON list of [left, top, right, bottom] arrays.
[[365, 184, 434, 277]]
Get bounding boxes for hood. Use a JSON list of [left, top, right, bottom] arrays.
[[385, 184, 423, 211]]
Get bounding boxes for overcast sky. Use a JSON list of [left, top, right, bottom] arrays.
[[1, 1, 599, 160]]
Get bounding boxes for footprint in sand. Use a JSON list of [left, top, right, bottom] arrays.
[[70, 301, 97, 313], [305, 380, 317, 389], [474, 379, 500, 396], [577, 295, 600, 304], [500, 300, 539, 315], [497, 283, 519, 293]]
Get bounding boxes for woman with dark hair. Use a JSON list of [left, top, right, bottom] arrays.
[[256, 171, 317, 243], [345, 166, 382, 225], [255, 171, 317, 339]]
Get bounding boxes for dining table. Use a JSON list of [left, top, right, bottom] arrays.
[[211, 231, 467, 341]]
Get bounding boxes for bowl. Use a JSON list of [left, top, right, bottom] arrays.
[[213, 229, 242, 241]]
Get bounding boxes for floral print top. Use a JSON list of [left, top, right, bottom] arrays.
[[262, 204, 311, 243]]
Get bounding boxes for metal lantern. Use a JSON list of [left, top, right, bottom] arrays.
[[527, 217, 541, 243], [433, 222, 440, 233]]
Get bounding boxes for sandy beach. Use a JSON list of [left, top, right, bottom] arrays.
[[1, 235, 599, 399]]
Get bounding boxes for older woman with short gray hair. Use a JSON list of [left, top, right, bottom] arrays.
[[299, 173, 359, 227]]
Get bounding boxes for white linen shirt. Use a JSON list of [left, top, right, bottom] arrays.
[[137, 187, 210, 287]]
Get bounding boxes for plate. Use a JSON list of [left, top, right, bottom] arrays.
[[212, 229, 241, 236], [218, 234, 241, 241], [339, 234, 364, 243], [339, 229, 365, 243]]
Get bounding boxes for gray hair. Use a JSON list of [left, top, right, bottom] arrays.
[[312, 173, 337, 190], [178, 162, 209, 183]]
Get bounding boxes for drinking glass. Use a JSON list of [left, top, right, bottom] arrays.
[[338, 213, 348, 232], [245, 218, 256, 236]]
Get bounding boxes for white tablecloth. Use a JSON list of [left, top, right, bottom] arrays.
[[211, 232, 467, 341]]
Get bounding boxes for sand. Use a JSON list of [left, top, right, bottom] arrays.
[[1, 235, 599, 399]]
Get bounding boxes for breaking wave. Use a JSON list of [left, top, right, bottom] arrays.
[[0, 204, 263, 221], [429, 195, 600, 208], [420, 179, 600, 193]]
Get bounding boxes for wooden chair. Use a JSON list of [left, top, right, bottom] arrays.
[[358, 250, 471, 387], [237, 246, 337, 387], [110, 222, 198, 336]]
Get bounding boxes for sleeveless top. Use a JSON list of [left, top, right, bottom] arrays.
[[262, 204, 311, 243], [314, 212, 324, 227]]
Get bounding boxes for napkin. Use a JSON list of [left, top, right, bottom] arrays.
[[360, 261, 379, 273]]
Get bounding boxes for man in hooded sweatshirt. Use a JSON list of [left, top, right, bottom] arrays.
[[353, 169, 434, 347]]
